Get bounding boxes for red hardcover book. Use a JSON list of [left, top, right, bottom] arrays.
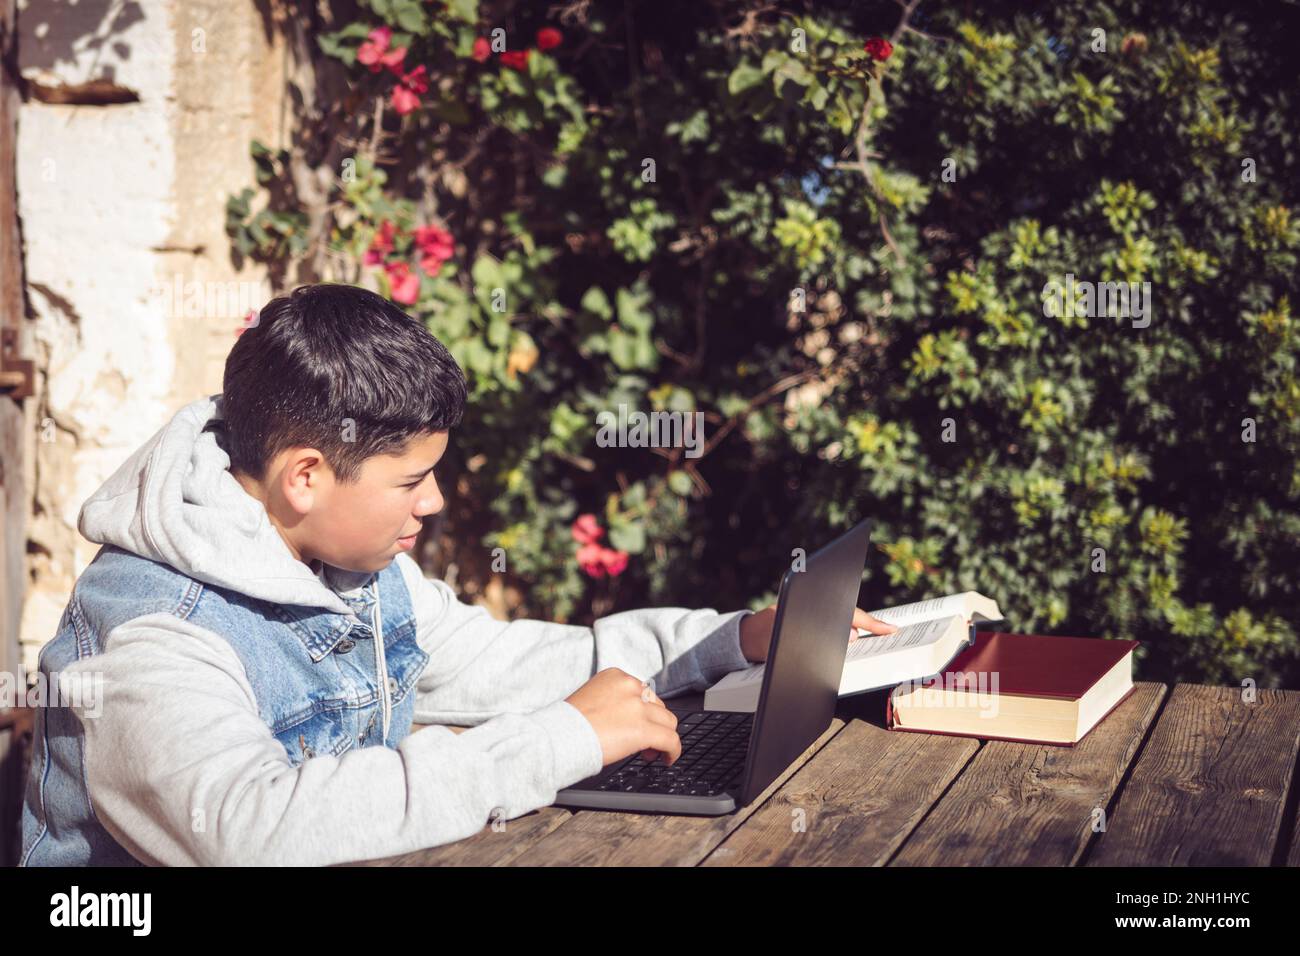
[[885, 631, 1140, 747]]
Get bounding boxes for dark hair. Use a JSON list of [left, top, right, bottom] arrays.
[[219, 283, 467, 484]]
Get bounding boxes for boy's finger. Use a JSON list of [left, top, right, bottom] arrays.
[[650, 726, 682, 766], [851, 608, 898, 635]]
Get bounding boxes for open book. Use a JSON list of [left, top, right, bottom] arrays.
[[703, 591, 1005, 713]]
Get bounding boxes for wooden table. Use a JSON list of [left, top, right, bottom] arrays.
[[357, 683, 1300, 866]]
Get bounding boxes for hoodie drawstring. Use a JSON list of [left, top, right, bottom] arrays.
[[372, 580, 391, 740]]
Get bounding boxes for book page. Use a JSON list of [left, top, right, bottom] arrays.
[[716, 664, 766, 687], [847, 617, 953, 660], [869, 594, 973, 627]]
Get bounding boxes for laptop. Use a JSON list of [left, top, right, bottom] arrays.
[[555, 518, 873, 815]]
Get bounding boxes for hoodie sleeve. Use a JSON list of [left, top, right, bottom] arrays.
[[393, 553, 754, 727], [70, 612, 606, 867]]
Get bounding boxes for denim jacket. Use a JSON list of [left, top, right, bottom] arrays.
[[18, 395, 752, 866]]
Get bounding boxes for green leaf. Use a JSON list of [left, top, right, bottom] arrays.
[[581, 286, 612, 320], [608, 523, 647, 555], [772, 58, 811, 95], [668, 471, 694, 496], [446, 0, 478, 23], [727, 63, 764, 95], [390, 0, 428, 34], [487, 313, 510, 347], [471, 255, 505, 305], [616, 286, 653, 331], [608, 330, 637, 369]]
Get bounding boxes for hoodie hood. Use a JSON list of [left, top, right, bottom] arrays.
[[78, 393, 365, 615]]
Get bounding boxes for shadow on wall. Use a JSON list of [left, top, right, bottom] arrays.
[[19, 1, 144, 103]]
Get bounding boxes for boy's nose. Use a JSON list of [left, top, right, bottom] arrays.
[[415, 490, 443, 517]]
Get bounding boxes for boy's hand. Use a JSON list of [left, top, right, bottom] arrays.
[[565, 668, 681, 767], [738, 605, 897, 663]]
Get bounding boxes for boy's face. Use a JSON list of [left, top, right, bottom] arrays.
[[245, 429, 450, 574]]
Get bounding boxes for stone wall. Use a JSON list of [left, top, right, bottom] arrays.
[[14, 0, 290, 673]]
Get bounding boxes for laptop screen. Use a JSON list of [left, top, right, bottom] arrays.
[[738, 519, 874, 804]]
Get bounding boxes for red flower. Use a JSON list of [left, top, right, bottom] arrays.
[[471, 36, 491, 62], [358, 27, 408, 75], [601, 548, 629, 576], [577, 543, 629, 578], [499, 49, 530, 71], [381, 45, 408, 73], [413, 224, 454, 276], [863, 37, 893, 62], [403, 65, 429, 93], [391, 84, 419, 115], [571, 513, 604, 545], [391, 64, 429, 115], [357, 26, 390, 68], [536, 28, 562, 51], [384, 261, 420, 304], [414, 224, 454, 258], [577, 542, 608, 577], [364, 219, 397, 266]]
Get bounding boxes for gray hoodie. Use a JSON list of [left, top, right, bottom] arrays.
[[58, 394, 752, 865]]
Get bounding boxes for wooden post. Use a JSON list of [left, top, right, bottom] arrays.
[[0, 0, 31, 868]]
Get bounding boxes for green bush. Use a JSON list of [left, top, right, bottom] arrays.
[[228, 0, 1300, 687]]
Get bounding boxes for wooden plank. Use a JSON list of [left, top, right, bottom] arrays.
[[700, 710, 978, 866], [1288, 795, 1300, 867], [888, 682, 1167, 866], [0, 0, 28, 870], [502, 717, 849, 866], [1086, 683, 1300, 867]]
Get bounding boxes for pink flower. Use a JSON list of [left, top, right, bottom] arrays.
[[601, 548, 628, 576], [384, 261, 419, 304], [358, 27, 408, 75], [381, 45, 408, 73], [571, 514, 629, 578], [471, 36, 491, 62], [571, 513, 604, 545], [357, 27, 390, 68], [391, 84, 419, 115], [413, 224, 454, 275], [578, 543, 629, 578], [391, 64, 429, 115], [577, 542, 608, 577], [235, 309, 258, 338], [402, 64, 429, 93]]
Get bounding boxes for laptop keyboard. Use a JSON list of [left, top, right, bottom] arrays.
[[593, 711, 754, 797]]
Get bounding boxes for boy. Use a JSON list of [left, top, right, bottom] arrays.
[[18, 283, 891, 866]]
